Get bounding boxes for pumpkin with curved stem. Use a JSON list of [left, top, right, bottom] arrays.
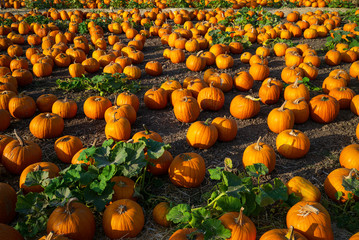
[[186, 51, 206, 72], [284, 97, 309, 124], [286, 201, 333, 240], [328, 87, 355, 109], [2, 130, 42, 175], [103, 199, 144, 238], [186, 118, 218, 149], [83, 96, 112, 120], [52, 97, 78, 119], [219, 207, 256, 240], [132, 124, 163, 142], [309, 94, 339, 124], [276, 129, 310, 159], [105, 114, 131, 142], [259, 79, 280, 105], [261, 77, 284, 92], [286, 176, 321, 202], [171, 88, 193, 106], [284, 78, 310, 102], [187, 80, 208, 98], [324, 168, 358, 202], [230, 95, 260, 120], [19, 162, 60, 193], [216, 53, 234, 69], [0, 183, 17, 224], [104, 102, 136, 124], [197, 82, 225, 111], [259, 226, 308, 240], [144, 86, 168, 110], [8, 93, 36, 119], [54, 135, 83, 164], [212, 116, 237, 142], [267, 101, 294, 134], [281, 65, 304, 84], [0, 223, 24, 240], [168, 152, 206, 188], [153, 202, 171, 227], [173, 96, 200, 123], [234, 71, 254, 91], [169, 228, 204, 240], [322, 72, 347, 94], [111, 176, 135, 201], [47, 198, 95, 240], [147, 150, 173, 175], [29, 113, 64, 139]]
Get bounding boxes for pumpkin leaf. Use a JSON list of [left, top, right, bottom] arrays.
[[208, 167, 224, 180], [24, 170, 50, 187], [139, 137, 171, 160], [335, 191, 344, 201], [216, 196, 243, 212], [245, 163, 269, 178], [189, 208, 212, 227], [166, 204, 192, 224], [342, 175, 359, 197], [201, 219, 232, 239]]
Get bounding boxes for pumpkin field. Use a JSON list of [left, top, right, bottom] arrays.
[[1, 0, 359, 239]]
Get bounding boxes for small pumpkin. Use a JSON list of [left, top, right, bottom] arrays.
[[340, 144, 359, 171], [36, 94, 58, 113], [186, 118, 218, 149], [234, 71, 254, 91], [147, 150, 173, 176], [29, 113, 64, 139], [152, 202, 171, 227], [197, 82, 225, 111], [212, 116, 237, 142], [284, 97, 309, 124], [258, 79, 281, 105], [111, 176, 135, 201], [145, 61, 163, 76], [8, 93, 36, 119], [267, 101, 295, 134], [54, 135, 83, 164], [286, 176, 321, 202], [173, 96, 200, 123], [328, 87, 355, 109], [105, 115, 131, 142], [276, 129, 310, 159], [83, 96, 112, 120], [116, 91, 139, 112], [52, 97, 78, 119]]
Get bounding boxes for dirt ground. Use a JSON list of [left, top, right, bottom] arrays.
[[0, 6, 358, 240]]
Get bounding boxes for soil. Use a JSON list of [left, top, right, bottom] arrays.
[[0, 6, 357, 240]]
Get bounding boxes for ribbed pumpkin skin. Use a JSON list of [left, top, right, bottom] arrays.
[[52, 98, 78, 119], [173, 96, 200, 123], [29, 113, 64, 139], [324, 168, 355, 203], [309, 95, 339, 124], [103, 199, 144, 239], [286, 201, 333, 240], [54, 135, 83, 163], [83, 96, 112, 120], [284, 98, 309, 124], [47, 200, 95, 240], [219, 211, 256, 240], [186, 120, 218, 149], [286, 176, 321, 202], [2, 138, 42, 175], [339, 144, 359, 171], [169, 228, 204, 240], [19, 162, 60, 193], [132, 126, 162, 142], [152, 202, 171, 227], [0, 183, 16, 224], [117, 92, 140, 112], [104, 104, 136, 124], [8, 94, 36, 119], [350, 232, 359, 240], [105, 117, 131, 142], [259, 228, 308, 240], [267, 105, 295, 134], [144, 87, 168, 110], [0, 223, 24, 240], [147, 150, 173, 175], [276, 129, 310, 159], [168, 152, 206, 188], [212, 117, 237, 142], [230, 95, 260, 119], [111, 176, 135, 201], [197, 84, 225, 111], [0, 109, 11, 131], [0, 135, 14, 159], [242, 139, 276, 173]]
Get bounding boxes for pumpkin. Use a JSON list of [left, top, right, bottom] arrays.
[[0, 134, 14, 157], [169, 228, 204, 240], [219, 207, 256, 240], [187, 80, 208, 98], [197, 82, 225, 111], [0, 109, 10, 131], [309, 94, 339, 124], [281, 65, 304, 84], [144, 86, 168, 109], [105, 115, 131, 141], [351, 95, 359, 115], [284, 78, 310, 102], [206, 72, 233, 92], [147, 150, 173, 175], [33, 61, 52, 77], [19, 162, 60, 193], [145, 61, 163, 76], [47, 198, 95, 240], [82, 58, 100, 73], [171, 88, 193, 105], [340, 144, 359, 171], [2, 130, 42, 175], [350, 233, 359, 240], [168, 152, 206, 188], [284, 97, 309, 124], [216, 53, 234, 69], [273, 42, 288, 57], [286, 201, 333, 240], [83, 96, 112, 120], [0, 183, 16, 224], [186, 51, 206, 72], [12, 69, 33, 87], [152, 202, 171, 227], [349, 61, 359, 78], [103, 199, 144, 238], [230, 95, 260, 119], [104, 104, 136, 124], [0, 224, 24, 240], [132, 124, 163, 142], [0, 90, 16, 110], [325, 49, 342, 66], [328, 87, 355, 109], [170, 48, 185, 64], [249, 61, 269, 81], [267, 101, 294, 134], [52, 97, 77, 119], [200, 51, 215, 65], [173, 96, 200, 123], [116, 91, 139, 112], [160, 79, 182, 98], [242, 136, 276, 173], [212, 116, 237, 142], [276, 129, 310, 159], [259, 226, 308, 240], [111, 176, 135, 201], [234, 71, 254, 91], [54, 135, 83, 164], [8, 93, 36, 119], [258, 79, 280, 105], [286, 176, 321, 202], [186, 119, 218, 149], [322, 72, 347, 94], [36, 94, 58, 113], [29, 113, 64, 139], [324, 168, 358, 202]]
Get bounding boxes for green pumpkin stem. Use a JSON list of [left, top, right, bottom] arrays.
[[235, 207, 245, 226], [14, 129, 25, 147], [143, 124, 151, 135], [65, 197, 78, 215], [204, 118, 212, 126], [45, 231, 54, 240]]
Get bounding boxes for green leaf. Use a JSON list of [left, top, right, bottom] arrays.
[[335, 191, 344, 201], [189, 208, 211, 228], [208, 167, 224, 180], [98, 165, 116, 182], [216, 196, 243, 212], [245, 163, 269, 178], [166, 204, 192, 224], [139, 138, 171, 160], [24, 170, 50, 187], [201, 219, 232, 240]]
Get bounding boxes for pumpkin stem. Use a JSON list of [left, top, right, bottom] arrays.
[[293, 97, 305, 104], [33, 164, 42, 172], [266, 78, 272, 88], [45, 231, 54, 240], [197, 50, 204, 57], [254, 136, 262, 151], [344, 168, 358, 179], [14, 129, 25, 147], [285, 226, 296, 240], [92, 138, 98, 147], [278, 101, 287, 111], [289, 129, 298, 137], [127, 139, 134, 143], [182, 96, 189, 102], [117, 205, 127, 214], [45, 113, 52, 118], [204, 118, 212, 126], [65, 197, 78, 215], [335, 70, 345, 79], [298, 204, 319, 216], [292, 78, 300, 88], [235, 207, 245, 226], [290, 64, 297, 70], [245, 95, 261, 101], [112, 111, 118, 122], [143, 124, 151, 135]]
